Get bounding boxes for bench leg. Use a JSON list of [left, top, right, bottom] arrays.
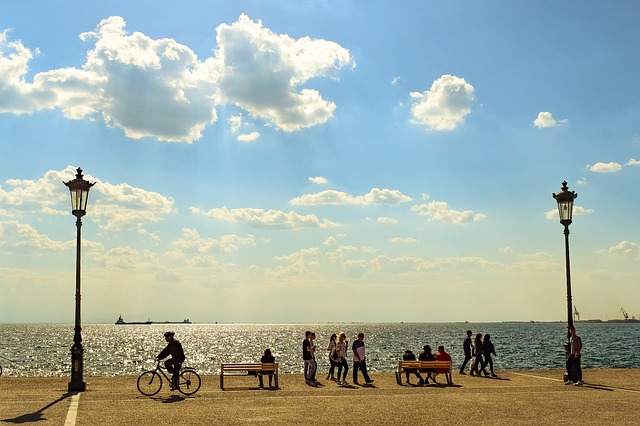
[[220, 374, 224, 390]]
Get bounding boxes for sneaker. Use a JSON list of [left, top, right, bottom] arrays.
[[365, 379, 374, 384], [574, 381, 583, 386], [459, 371, 466, 375], [564, 380, 573, 385]]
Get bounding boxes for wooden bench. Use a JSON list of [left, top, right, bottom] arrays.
[[395, 360, 453, 385], [220, 363, 279, 390]]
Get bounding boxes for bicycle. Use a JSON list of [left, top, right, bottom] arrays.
[[137, 361, 201, 396]]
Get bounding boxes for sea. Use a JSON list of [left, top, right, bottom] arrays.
[[0, 322, 639, 377]]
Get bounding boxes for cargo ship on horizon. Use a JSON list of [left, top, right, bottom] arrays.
[[115, 315, 192, 325]]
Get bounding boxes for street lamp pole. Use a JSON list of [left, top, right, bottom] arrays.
[[64, 168, 95, 392], [552, 181, 577, 375]]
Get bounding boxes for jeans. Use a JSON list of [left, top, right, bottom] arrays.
[[566, 354, 582, 383], [337, 358, 348, 380], [353, 359, 371, 383], [459, 353, 472, 373], [304, 359, 316, 381]]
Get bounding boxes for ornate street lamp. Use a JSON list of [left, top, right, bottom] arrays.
[[552, 181, 577, 374], [64, 168, 95, 392]]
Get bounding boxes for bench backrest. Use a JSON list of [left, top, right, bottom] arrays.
[[398, 360, 451, 369], [220, 363, 278, 373]]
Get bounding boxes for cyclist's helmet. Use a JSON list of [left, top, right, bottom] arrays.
[[164, 331, 175, 338]]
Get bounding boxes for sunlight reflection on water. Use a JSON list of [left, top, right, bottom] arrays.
[[0, 322, 638, 376]]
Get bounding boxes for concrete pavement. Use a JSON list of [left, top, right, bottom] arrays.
[[1, 369, 639, 425]]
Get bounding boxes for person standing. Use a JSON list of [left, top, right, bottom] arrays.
[[156, 331, 185, 390], [352, 333, 373, 385], [309, 332, 318, 382], [326, 333, 338, 380], [470, 333, 483, 376], [565, 326, 583, 385], [335, 332, 349, 385], [459, 330, 473, 374], [481, 334, 497, 377], [302, 330, 316, 383]]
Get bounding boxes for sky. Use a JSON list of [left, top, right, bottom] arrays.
[[1, 0, 639, 324]]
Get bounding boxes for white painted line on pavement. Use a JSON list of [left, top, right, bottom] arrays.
[[511, 372, 640, 393], [64, 392, 80, 426]]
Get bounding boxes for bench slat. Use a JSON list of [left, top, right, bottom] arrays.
[[396, 360, 453, 385], [220, 363, 279, 390]]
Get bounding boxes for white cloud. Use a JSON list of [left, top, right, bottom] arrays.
[[377, 216, 399, 224], [169, 227, 255, 256], [410, 201, 486, 224], [609, 240, 639, 257], [588, 161, 623, 173], [214, 14, 354, 132], [308, 176, 328, 184], [91, 178, 176, 232], [416, 256, 501, 272], [389, 237, 418, 244], [268, 247, 323, 279], [391, 76, 400, 86], [0, 220, 74, 251], [290, 188, 413, 206], [0, 15, 354, 142], [533, 111, 568, 128], [190, 206, 339, 229], [410, 74, 475, 131], [0, 166, 175, 237], [587, 158, 640, 173], [228, 114, 243, 133], [236, 132, 260, 142]]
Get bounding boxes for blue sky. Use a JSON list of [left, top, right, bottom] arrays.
[[1, 0, 638, 323]]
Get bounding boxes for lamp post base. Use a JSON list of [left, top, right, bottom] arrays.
[[69, 344, 86, 392]]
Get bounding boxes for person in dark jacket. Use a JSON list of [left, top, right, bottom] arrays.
[[259, 348, 276, 388], [481, 334, 497, 377], [402, 349, 424, 385], [157, 331, 185, 389], [459, 330, 473, 374], [418, 345, 437, 384]]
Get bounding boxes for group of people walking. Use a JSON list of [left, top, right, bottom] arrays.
[[304, 331, 374, 386], [458, 330, 497, 377]]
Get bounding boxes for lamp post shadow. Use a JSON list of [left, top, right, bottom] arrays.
[[2, 392, 72, 424]]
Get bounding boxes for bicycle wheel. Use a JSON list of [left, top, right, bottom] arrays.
[[0, 364, 3, 377], [178, 369, 201, 395], [137, 371, 162, 396]]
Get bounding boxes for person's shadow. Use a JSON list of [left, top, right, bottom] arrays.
[[2, 392, 72, 423]]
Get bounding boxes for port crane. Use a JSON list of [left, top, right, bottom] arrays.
[[620, 307, 629, 320], [573, 305, 580, 322]]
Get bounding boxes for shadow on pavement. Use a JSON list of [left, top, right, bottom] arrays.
[[2, 392, 72, 424], [161, 395, 186, 403]]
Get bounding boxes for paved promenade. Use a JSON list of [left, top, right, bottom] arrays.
[[1, 369, 639, 425]]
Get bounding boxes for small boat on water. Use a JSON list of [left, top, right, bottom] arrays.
[[115, 315, 192, 325]]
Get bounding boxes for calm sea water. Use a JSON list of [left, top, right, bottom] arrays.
[[0, 322, 638, 377]]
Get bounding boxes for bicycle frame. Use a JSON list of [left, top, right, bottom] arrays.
[[137, 360, 201, 396]]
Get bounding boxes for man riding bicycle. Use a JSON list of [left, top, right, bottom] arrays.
[[157, 331, 185, 389]]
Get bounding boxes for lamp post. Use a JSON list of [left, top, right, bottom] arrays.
[[552, 181, 577, 376], [64, 168, 95, 392]]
